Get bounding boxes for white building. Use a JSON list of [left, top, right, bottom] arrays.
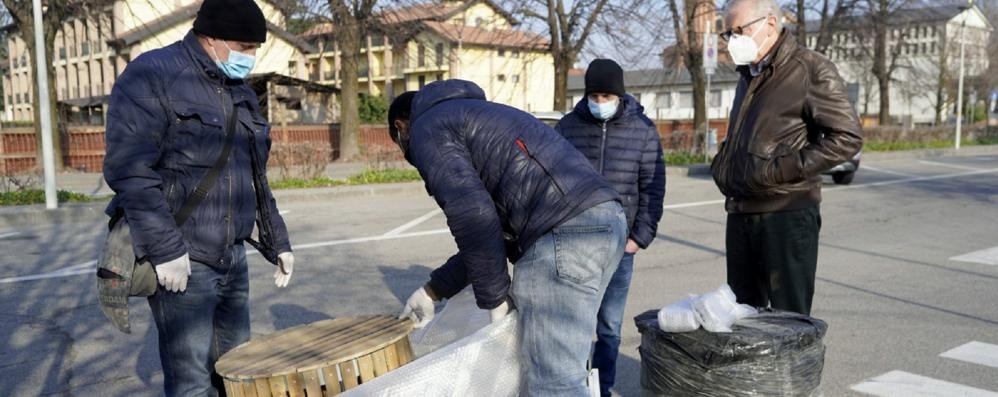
[[566, 66, 741, 121], [808, 4, 993, 126]]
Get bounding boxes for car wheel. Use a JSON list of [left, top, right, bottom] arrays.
[[832, 171, 855, 185]]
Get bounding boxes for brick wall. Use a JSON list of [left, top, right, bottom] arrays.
[[0, 124, 396, 175]]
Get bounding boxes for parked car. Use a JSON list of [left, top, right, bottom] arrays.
[[532, 111, 565, 127], [823, 152, 861, 185]]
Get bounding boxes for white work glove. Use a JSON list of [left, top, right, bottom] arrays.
[[399, 286, 436, 328], [489, 297, 516, 323], [156, 253, 191, 293], [275, 252, 293, 288]]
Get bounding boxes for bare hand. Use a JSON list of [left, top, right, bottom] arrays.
[[625, 239, 640, 254]]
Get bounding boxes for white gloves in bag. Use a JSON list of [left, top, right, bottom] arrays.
[[157, 253, 191, 293], [275, 252, 294, 288], [400, 286, 436, 328]]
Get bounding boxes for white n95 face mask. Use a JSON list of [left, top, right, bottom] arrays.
[[727, 26, 766, 66]]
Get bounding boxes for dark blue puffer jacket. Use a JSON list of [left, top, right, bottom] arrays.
[[103, 31, 291, 268], [409, 80, 620, 309], [556, 95, 666, 248]]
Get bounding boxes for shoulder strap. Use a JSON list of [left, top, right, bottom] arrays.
[[172, 103, 238, 226]]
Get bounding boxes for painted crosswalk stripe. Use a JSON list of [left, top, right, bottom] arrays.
[[851, 370, 998, 397], [941, 341, 998, 369], [950, 246, 998, 266]]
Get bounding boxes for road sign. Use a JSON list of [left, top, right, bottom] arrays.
[[704, 33, 718, 75]]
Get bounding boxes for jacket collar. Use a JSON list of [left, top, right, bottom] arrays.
[[182, 31, 228, 83], [736, 28, 796, 78]]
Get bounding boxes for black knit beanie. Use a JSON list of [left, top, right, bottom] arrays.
[[193, 0, 267, 43], [585, 59, 625, 97]]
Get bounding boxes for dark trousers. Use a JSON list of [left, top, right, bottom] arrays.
[[726, 206, 821, 315]]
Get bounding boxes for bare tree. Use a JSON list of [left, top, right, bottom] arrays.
[[514, 0, 611, 111], [865, 0, 917, 125], [664, 0, 712, 136]]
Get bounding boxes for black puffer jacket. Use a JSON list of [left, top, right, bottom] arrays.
[[556, 95, 665, 248], [408, 80, 620, 309]]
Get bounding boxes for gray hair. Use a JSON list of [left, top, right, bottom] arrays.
[[727, 0, 783, 30]]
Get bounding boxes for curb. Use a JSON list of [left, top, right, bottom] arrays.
[[0, 182, 428, 229], [859, 145, 998, 161], [0, 202, 110, 229]]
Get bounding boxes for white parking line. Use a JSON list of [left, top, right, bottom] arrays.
[[851, 370, 998, 397], [918, 160, 982, 171], [941, 341, 998, 369], [382, 208, 442, 237], [861, 165, 917, 178], [950, 246, 998, 266], [830, 168, 998, 191], [0, 260, 95, 284], [663, 199, 726, 210], [0, 232, 21, 240]]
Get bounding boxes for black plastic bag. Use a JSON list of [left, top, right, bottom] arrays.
[[634, 309, 828, 397]]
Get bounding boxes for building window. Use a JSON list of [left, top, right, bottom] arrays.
[[679, 91, 693, 108], [709, 90, 721, 108], [475, 17, 484, 27], [512, 50, 520, 58], [435, 43, 444, 66], [498, 48, 506, 57], [418, 44, 426, 67], [436, 73, 443, 81], [512, 74, 520, 83], [59, 48, 66, 60], [82, 42, 89, 56], [418, 75, 426, 88], [288, 61, 296, 76], [497, 74, 506, 82], [655, 92, 671, 109]]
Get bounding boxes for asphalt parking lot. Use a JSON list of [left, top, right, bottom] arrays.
[[1, 153, 996, 396]]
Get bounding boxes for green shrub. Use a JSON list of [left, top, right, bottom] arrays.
[[271, 168, 421, 190], [359, 93, 389, 124], [664, 151, 708, 166], [0, 190, 92, 206]]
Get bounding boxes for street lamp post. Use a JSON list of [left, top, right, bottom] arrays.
[[32, 0, 57, 209], [955, 0, 973, 150]]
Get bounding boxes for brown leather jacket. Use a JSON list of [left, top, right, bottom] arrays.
[[711, 30, 863, 214]]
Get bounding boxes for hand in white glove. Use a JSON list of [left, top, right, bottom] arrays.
[[489, 297, 516, 323], [399, 286, 436, 328], [157, 253, 191, 293], [275, 252, 293, 288]]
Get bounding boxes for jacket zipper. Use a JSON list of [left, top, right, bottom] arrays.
[[217, 85, 233, 261], [599, 122, 608, 174], [516, 137, 566, 196]]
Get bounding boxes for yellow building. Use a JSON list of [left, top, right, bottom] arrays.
[[303, 0, 555, 112], [2, 0, 313, 122]]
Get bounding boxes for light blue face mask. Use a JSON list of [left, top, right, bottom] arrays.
[[588, 99, 619, 121], [212, 40, 256, 80]]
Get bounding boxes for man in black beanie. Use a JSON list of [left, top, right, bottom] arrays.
[[103, 0, 294, 395], [556, 58, 665, 397]]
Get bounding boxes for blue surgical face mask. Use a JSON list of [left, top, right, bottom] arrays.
[[212, 40, 256, 80], [588, 98, 619, 121]]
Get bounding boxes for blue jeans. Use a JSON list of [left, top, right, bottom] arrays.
[[512, 201, 627, 397], [148, 245, 250, 397], [592, 252, 635, 397]]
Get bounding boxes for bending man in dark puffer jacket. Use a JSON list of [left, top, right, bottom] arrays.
[[390, 80, 626, 396], [556, 58, 666, 397]]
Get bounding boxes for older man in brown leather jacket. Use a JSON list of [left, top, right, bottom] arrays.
[[711, 0, 862, 315]]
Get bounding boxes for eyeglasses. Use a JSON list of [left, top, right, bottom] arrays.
[[720, 16, 768, 42]]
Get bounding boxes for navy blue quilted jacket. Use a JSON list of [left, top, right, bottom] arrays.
[[409, 80, 620, 309], [556, 95, 665, 248], [103, 32, 291, 268]]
